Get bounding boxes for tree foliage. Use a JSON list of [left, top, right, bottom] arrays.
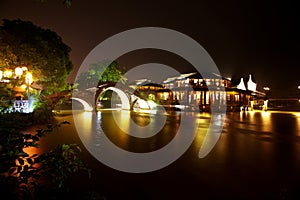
[[0, 115, 91, 199], [76, 60, 126, 90], [0, 19, 73, 95]]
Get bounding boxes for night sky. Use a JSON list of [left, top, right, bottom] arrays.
[[0, 0, 299, 96]]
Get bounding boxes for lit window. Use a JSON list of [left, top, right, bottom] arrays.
[[226, 94, 231, 101], [234, 94, 240, 102], [206, 94, 210, 104]]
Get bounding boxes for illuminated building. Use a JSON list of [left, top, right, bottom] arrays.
[[132, 72, 265, 112]]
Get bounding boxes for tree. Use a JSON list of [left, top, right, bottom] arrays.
[[0, 19, 73, 96], [0, 114, 91, 199], [76, 60, 126, 90]]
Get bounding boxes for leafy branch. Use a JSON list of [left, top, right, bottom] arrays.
[[0, 120, 91, 199]]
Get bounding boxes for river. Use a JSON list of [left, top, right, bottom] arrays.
[[26, 110, 300, 199]]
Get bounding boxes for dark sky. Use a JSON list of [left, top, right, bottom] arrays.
[[0, 0, 299, 95]]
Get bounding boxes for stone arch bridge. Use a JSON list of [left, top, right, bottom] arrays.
[[72, 82, 150, 111]]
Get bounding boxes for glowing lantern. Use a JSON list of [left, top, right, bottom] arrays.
[[26, 72, 33, 84], [4, 70, 13, 78], [15, 67, 23, 77]]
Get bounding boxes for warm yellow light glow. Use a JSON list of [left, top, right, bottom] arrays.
[[261, 110, 270, 118], [293, 112, 300, 118], [15, 67, 23, 77], [136, 99, 149, 109], [26, 72, 33, 84], [263, 100, 268, 111], [263, 87, 270, 91], [77, 112, 93, 138], [0, 70, 2, 80], [114, 110, 130, 134], [22, 66, 28, 71], [4, 70, 13, 78], [298, 86, 300, 90], [21, 84, 27, 90], [147, 100, 157, 110]]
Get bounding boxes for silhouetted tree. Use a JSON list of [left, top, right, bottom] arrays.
[[76, 60, 126, 90], [0, 19, 73, 95]]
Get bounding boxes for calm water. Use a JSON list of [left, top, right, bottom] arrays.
[[27, 110, 300, 199]]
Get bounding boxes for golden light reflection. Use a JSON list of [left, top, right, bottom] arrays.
[[292, 112, 300, 136], [260, 111, 272, 132], [82, 111, 93, 130], [115, 110, 131, 143], [198, 113, 225, 158], [115, 110, 130, 134], [73, 112, 93, 144], [194, 113, 210, 147], [247, 110, 255, 122], [261, 110, 271, 119], [194, 117, 210, 150], [293, 112, 300, 118]]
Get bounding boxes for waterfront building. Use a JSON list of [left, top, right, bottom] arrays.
[[131, 72, 266, 112]]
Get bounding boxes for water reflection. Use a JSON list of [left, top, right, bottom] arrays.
[[22, 109, 300, 194], [198, 113, 225, 158], [72, 110, 300, 159], [73, 111, 93, 147], [75, 109, 202, 172], [30, 109, 300, 198], [111, 110, 167, 138]]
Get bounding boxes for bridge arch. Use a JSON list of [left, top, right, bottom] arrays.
[[97, 87, 130, 110], [71, 97, 93, 111]]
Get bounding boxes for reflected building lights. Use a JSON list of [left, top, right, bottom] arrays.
[[74, 111, 93, 143]]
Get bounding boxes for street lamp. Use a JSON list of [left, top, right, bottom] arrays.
[[26, 72, 33, 112], [0, 66, 33, 112], [15, 67, 23, 77], [4, 69, 13, 78]]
